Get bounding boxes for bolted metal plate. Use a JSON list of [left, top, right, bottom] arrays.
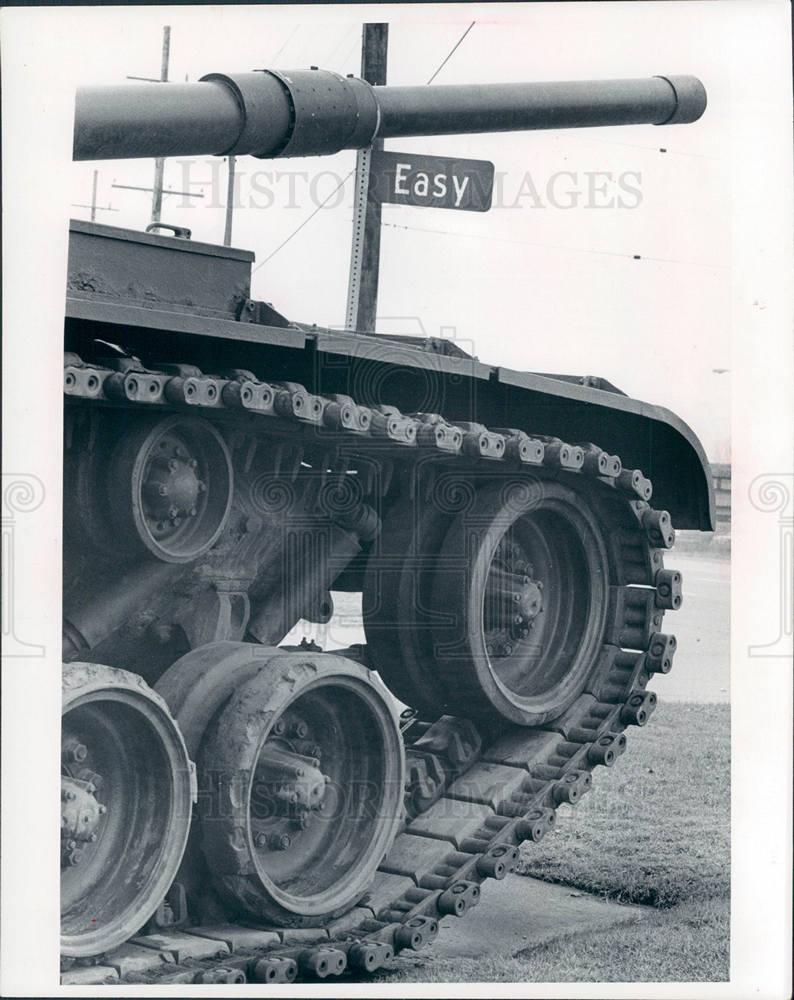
[[446, 762, 528, 811], [130, 931, 230, 963], [378, 833, 454, 884], [408, 798, 493, 850], [183, 924, 281, 952], [61, 965, 119, 985], [325, 907, 379, 937], [103, 942, 176, 977], [361, 872, 416, 918], [481, 729, 561, 770]]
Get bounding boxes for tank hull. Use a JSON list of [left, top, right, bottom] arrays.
[[66, 219, 714, 531]]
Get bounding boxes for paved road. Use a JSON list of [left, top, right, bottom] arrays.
[[397, 873, 644, 968], [282, 553, 730, 704], [657, 553, 729, 703]]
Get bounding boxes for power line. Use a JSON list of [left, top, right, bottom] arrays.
[[255, 171, 355, 270], [270, 24, 301, 64], [336, 34, 362, 74], [257, 21, 479, 270], [426, 22, 475, 84], [554, 133, 720, 160], [112, 183, 204, 199], [325, 24, 357, 67], [380, 220, 727, 270]]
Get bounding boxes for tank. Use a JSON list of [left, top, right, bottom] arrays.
[[61, 65, 712, 984]]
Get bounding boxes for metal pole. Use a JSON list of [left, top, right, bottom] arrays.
[[90, 170, 98, 223], [345, 23, 388, 333], [151, 25, 171, 224], [224, 155, 236, 246]]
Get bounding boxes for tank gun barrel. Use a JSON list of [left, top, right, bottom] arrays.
[[74, 68, 706, 161]]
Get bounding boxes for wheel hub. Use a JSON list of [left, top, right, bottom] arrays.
[[61, 775, 106, 865], [484, 536, 545, 651], [253, 739, 331, 835], [142, 443, 203, 527], [107, 414, 233, 563]]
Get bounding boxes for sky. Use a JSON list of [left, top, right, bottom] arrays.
[[59, 3, 739, 458]]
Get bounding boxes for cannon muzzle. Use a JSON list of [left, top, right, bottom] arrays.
[[74, 68, 706, 161]]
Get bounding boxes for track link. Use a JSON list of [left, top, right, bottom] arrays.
[[61, 354, 681, 985]]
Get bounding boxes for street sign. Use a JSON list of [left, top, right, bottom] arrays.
[[370, 151, 495, 212]]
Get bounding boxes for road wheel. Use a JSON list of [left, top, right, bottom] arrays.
[[427, 478, 611, 725], [197, 650, 404, 925], [61, 662, 193, 958]]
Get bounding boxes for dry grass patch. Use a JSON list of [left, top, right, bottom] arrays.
[[517, 701, 730, 907], [372, 701, 730, 983]]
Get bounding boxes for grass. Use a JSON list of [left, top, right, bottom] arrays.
[[373, 896, 729, 983], [373, 700, 730, 983], [516, 700, 730, 907]]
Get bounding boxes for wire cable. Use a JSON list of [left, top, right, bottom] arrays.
[[427, 22, 475, 84], [258, 22, 478, 268], [255, 170, 355, 270], [381, 220, 727, 270], [325, 24, 357, 67], [270, 24, 301, 64], [553, 133, 720, 160]]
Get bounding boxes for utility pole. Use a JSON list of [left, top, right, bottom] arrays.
[[345, 23, 388, 333], [71, 170, 119, 218], [224, 156, 236, 246], [151, 26, 171, 224], [90, 170, 98, 222]]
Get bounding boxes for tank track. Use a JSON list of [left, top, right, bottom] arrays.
[[62, 353, 681, 985]]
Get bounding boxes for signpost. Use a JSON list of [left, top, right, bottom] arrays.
[[345, 26, 496, 332], [369, 151, 494, 212], [345, 23, 389, 334]]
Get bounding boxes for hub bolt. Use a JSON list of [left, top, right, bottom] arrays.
[[290, 720, 309, 739], [271, 834, 291, 851], [254, 832, 269, 849], [168, 506, 179, 519], [158, 484, 169, 496], [63, 742, 88, 764], [98, 804, 107, 815]]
